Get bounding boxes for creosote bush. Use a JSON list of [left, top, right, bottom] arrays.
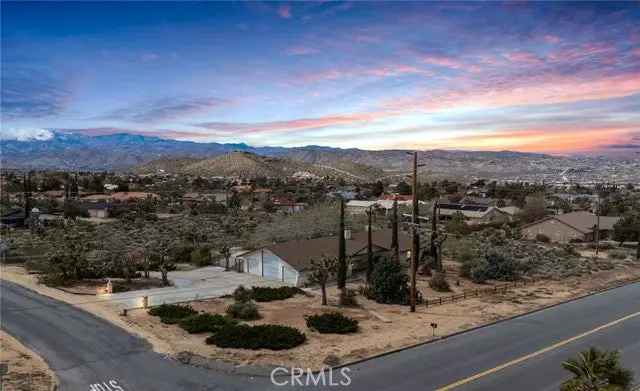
[[429, 272, 451, 292], [206, 324, 306, 350], [250, 286, 305, 302], [178, 313, 237, 334], [226, 301, 261, 320], [148, 304, 197, 324], [305, 312, 359, 334]]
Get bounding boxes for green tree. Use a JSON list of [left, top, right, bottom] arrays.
[[369, 256, 411, 305], [561, 347, 634, 391], [521, 194, 547, 223]]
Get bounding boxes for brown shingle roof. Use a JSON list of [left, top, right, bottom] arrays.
[[522, 211, 621, 233], [264, 229, 411, 271]]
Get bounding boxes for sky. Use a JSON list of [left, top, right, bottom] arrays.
[[1, 1, 640, 156]]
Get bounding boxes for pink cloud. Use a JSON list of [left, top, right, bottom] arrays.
[[383, 72, 640, 113], [503, 51, 543, 65], [633, 48, 640, 57], [299, 64, 431, 83], [399, 125, 638, 155], [543, 35, 561, 44], [285, 46, 319, 56], [196, 113, 384, 134], [421, 55, 464, 69], [278, 5, 291, 19]]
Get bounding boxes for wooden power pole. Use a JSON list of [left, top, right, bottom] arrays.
[[595, 193, 601, 256], [391, 199, 399, 262], [410, 152, 419, 313]]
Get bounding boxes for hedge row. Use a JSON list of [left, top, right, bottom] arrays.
[[206, 324, 306, 350]]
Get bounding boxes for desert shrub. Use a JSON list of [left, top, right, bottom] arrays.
[[232, 285, 252, 303], [369, 257, 411, 305], [608, 249, 628, 260], [251, 286, 305, 302], [463, 251, 519, 283], [190, 247, 211, 267], [226, 301, 261, 320], [429, 272, 451, 292], [178, 313, 237, 334], [338, 288, 359, 307], [535, 234, 550, 243], [305, 312, 359, 334], [563, 244, 580, 257], [206, 324, 306, 350], [148, 304, 197, 324]]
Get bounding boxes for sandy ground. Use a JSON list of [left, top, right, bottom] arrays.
[[123, 260, 640, 370], [3, 260, 640, 371], [0, 331, 57, 391]]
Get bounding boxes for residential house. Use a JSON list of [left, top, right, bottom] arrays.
[[438, 203, 510, 224], [235, 229, 412, 286], [521, 211, 621, 243]]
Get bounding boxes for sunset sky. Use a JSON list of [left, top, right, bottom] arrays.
[[2, 1, 639, 155]]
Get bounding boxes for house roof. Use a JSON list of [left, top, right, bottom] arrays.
[[261, 229, 412, 271], [498, 206, 522, 216], [522, 211, 620, 234], [438, 203, 503, 219]]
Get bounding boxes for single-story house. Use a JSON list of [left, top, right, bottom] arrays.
[[438, 203, 510, 224], [236, 229, 412, 286], [83, 202, 111, 218], [521, 211, 621, 243], [346, 199, 413, 215], [111, 192, 159, 202], [272, 197, 307, 214]]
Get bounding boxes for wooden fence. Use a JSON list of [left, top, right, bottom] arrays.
[[424, 279, 538, 307]]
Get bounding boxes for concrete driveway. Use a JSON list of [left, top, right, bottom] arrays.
[[96, 266, 287, 309]]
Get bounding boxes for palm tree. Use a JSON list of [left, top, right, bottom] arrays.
[[561, 347, 634, 391]]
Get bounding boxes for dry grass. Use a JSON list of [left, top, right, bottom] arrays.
[[0, 331, 56, 391]]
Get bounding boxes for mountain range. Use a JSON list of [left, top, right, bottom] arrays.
[[2, 131, 637, 182]]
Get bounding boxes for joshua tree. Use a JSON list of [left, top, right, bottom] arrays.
[[221, 244, 231, 271], [308, 255, 338, 306], [391, 199, 399, 262], [560, 347, 634, 391], [366, 206, 374, 283], [337, 199, 347, 290]]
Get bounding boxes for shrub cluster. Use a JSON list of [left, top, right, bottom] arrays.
[[148, 304, 197, 324], [226, 301, 261, 320], [206, 324, 306, 350], [460, 251, 519, 283], [368, 257, 411, 304], [608, 249, 628, 260], [429, 272, 451, 292], [250, 286, 305, 302], [305, 312, 359, 334], [178, 313, 237, 334]]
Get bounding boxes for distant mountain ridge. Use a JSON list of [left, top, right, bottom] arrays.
[[1, 130, 554, 173], [7, 130, 635, 184]]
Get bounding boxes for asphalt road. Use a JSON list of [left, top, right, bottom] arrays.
[[2, 279, 639, 391]]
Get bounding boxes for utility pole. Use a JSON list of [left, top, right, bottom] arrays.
[[23, 172, 32, 220], [431, 199, 441, 271], [595, 193, 601, 256], [410, 152, 419, 313], [366, 206, 373, 283], [391, 199, 399, 262]]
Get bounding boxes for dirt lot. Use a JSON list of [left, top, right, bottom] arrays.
[[123, 260, 640, 370], [0, 331, 56, 391]]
